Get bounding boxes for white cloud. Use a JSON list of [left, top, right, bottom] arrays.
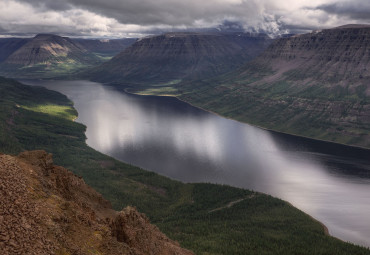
[[0, 0, 369, 37]]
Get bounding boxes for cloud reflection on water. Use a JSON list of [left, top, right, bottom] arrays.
[[23, 79, 370, 248]]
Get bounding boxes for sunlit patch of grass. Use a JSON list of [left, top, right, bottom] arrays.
[[133, 79, 182, 96], [21, 104, 77, 121], [135, 86, 180, 96], [93, 53, 114, 62], [159, 79, 182, 86]]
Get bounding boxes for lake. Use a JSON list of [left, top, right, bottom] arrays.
[[22, 79, 370, 247]]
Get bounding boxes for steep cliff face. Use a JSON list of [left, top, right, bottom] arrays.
[[4, 34, 93, 66], [180, 25, 370, 148], [88, 32, 271, 84], [0, 150, 193, 255], [246, 25, 370, 94]]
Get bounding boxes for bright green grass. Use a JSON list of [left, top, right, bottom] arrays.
[[133, 86, 180, 96], [21, 104, 77, 121], [93, 53, 114, 62]]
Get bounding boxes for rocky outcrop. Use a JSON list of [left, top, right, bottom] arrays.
[[0, 150, 193, 255], [88, 32, 271, 84], [111, 207, 192, 255]]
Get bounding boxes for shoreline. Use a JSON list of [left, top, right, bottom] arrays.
[[285, 201, 330, 237], [120, 87, 370, 242], [121, 86, 370, 153], [115, 86, 337, 239]]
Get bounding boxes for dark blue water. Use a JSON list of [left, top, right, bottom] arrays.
[[23, 79, 370, 247]]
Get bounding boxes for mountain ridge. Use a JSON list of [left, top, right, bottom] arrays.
[[247, 25, 370, 88], [73, 37, 136, 55], [87, 32, 272, 84]]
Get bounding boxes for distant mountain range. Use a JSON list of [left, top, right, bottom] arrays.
[[0, 32, 271, 82], [179, 25, 370, 148], [86, 32, 272, 85], [73, 38, 136, 55], [0, 34, 136, 78]]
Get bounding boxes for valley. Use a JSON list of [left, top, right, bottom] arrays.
[[23, 79, 370, 247], [1, 77, 370, 254], [0, 20, 370, 254]]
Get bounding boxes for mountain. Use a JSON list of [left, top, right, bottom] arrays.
[[73, 38, 136, 56], [245, 24, 370, 87], [0, 36, 136, 65], [0, 38, 30, 62], [0, 150, 193, 255], [4, 34, 95, 66], [177, 25, 370, 148], [87, 32, 272, 85], [0, 34, 102, 78]]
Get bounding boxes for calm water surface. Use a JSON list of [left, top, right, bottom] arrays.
[[23, 80, 370, 247]]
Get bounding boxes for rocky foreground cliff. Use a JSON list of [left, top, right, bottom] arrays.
[[0, 150, 193, 255]]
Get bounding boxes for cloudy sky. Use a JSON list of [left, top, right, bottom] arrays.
[[0, 0, 369, 38]]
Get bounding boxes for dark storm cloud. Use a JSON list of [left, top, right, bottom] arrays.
[[315, 1, 370, 21], [1, 22, 86, 37], [14, 0, 261, 26], [16, 0, 72, 11]]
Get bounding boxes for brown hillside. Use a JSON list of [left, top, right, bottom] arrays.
[[0, 150, 193, 255], [4, 34, 89, 66], [248, 25, 370, 93]]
